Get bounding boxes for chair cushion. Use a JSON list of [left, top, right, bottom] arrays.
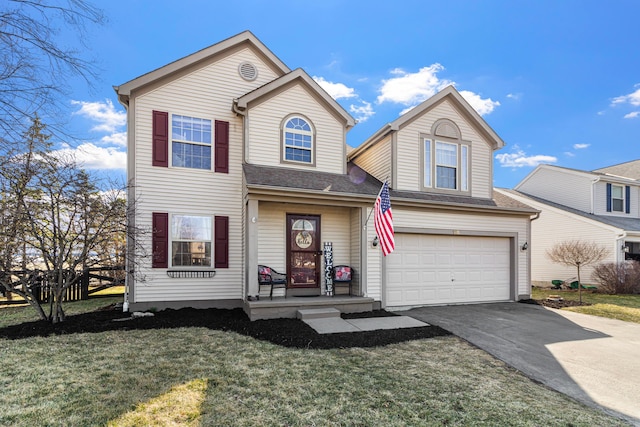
[[335, 266, 351, 281], [259, 266, 271, 275]]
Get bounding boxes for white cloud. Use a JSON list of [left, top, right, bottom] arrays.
[[313, 76, 356, 100], [564, 151, 575, 157], [100, 132, 127, 147], [506, 93, 521, 100], [611, 87, 640, 107], [495, 150, 557, 168], [376, 65, 499, 116], [624, 111, 640, 119], [71, 99, 126, 133], [573, 143, 590, 149], [349, 101, 375, 123], [52, 143, 126, 170], [377, 64, 452, 105], [459, 90, 500, 116]]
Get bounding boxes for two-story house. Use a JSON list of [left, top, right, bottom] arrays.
[[115, 31, 536, 319], [497, 160, 640, 286]]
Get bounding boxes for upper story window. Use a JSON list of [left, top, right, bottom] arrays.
[[611, 185, 624, 212], [282, 116, 314, 165], [171, 214, 212, 267], [423, 120, 469, 193], [172, 115, 212, 170], [606, 183, 630, 214]]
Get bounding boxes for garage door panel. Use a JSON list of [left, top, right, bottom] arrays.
[[386, 234, 512, 307]]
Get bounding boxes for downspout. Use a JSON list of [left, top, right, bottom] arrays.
[[232, 99, 248, 163], [617, 232, 627, 263], [590, 176, 601, 214], [114, 89, 131, 313]]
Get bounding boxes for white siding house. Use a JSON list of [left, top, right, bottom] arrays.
[[115, 31, 536, 318], [506, 160, 640, 286]]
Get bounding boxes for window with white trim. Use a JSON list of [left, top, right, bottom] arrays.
[[171, 215, 212, 267], [611, 185, 624, 212], [424, 138, 469, 192], [171, 115, 212, 170], [283, 116, 313, 164]]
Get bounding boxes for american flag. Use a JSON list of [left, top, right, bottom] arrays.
[[374, 181, 395, 256]]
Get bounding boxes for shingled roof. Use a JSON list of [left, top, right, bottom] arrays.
[[244, 163, 537, 214]]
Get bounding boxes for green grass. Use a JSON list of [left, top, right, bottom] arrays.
[[532, 287, 640, 323], [0, 295, 123, 328], [0, 301, 630, 426]]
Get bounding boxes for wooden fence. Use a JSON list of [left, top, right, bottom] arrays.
[[1, 266, 125, 303]]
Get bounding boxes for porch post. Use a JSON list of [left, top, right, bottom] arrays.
[[360, 206, 368, 297], [247, 199, 259, 298]]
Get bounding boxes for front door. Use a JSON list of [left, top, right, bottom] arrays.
[[287, 214, 321, 288]]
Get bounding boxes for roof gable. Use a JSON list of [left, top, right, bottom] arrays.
[[115, 31, 290, 103], [234, 68, 355, 128], [349, 85, 504, 160]]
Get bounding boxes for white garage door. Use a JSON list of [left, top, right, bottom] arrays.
[[386, 233, 512, 307]]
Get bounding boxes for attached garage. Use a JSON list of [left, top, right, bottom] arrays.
[[385, 233, 513, 307]]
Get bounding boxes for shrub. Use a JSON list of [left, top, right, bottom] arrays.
[[591, 261, 640, 294]]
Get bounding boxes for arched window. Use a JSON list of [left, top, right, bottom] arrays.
[[423, 119, 469, 193], [282, 116, 314, 164]]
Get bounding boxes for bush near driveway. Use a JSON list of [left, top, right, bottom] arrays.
[[592, 261, 640, 294]]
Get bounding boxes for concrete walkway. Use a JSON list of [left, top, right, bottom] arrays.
[[406, 302, 640, 426], [299, 308, 429, 334]]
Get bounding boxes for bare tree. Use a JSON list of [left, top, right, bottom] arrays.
[[0, 117, 131, 323], [0, 0, 105, 143], [547, 240, 609, 303]]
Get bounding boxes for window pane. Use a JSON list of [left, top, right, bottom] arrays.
[[172, 215, 212, 241], [612, 185, 623, 198], [172, 241, 211, 267], [436, 142, 457, 167], [286, 147, 312, 163], [613, 199, 624, 212], [461, 145, 468, 191], [436, 166, 456, 189], [424, 139, 431, 187]]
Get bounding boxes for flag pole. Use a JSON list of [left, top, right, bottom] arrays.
[[364, 179, 389, 228]]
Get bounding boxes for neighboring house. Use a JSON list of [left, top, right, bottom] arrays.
[[114, 31, 536, 319], [498, 160, 640, 286]]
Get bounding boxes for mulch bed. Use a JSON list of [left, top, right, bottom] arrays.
[[0, 305, 451, 349], [519, 298, 592, 310]]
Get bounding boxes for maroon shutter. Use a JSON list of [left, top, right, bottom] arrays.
[[152, 110, 169, 167], [152, 213, 169, 268], [214, 216, 229, 268], [214, 120, 229, 173]]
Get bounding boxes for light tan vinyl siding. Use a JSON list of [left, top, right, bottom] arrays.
[[498, 190, 619, 285], [517, 168, 593, 212], [366, 207, 382, 300], [390, 207, 530, 298], [132, 47, 279, 303], [247, 85, 345, 174], [395, 100, 492, 198], [350, 208, 361, 293], [351, 136, 392, 183], [593, 181, 640, 218], [257, 203, 353, 291]]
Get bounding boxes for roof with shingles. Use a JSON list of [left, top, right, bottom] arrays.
[[244, 163, 537, 214], [593, 159, 640, 180], [504, 189, 640, 232]]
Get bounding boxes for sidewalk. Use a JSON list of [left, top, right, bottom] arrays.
[[301, 312, 428, 334]]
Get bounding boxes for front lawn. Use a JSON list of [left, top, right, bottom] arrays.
[[0, 301, 629, 426], [532, 287, 640, 323]]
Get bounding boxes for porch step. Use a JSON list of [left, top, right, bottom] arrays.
[[297, 307, 341, 320]]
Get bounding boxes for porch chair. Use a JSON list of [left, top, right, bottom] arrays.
[[332, 265, 353, 297], [258, 265, 287, 300]]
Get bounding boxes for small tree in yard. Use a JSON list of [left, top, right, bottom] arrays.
[[0, 117, 131, 323], [547, 240, 609, 303]]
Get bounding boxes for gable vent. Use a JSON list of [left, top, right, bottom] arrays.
[[238, 62, 258, 81], [434, 122, 459, 138]]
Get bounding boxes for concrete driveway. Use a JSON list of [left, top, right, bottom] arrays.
[[406, 302, 640, 426]]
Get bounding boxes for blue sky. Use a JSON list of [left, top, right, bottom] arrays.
[[60, 0, 640, 188]]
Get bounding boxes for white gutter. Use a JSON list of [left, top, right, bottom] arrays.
[[590, 176, 600, 214], [232, 99, 249, 163]]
